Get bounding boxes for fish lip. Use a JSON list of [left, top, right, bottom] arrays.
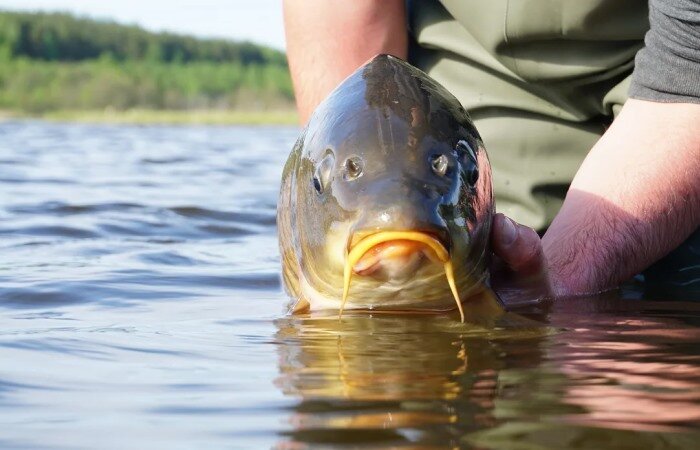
[[340, 228, 467, 323], [346, 229, 451, 257]]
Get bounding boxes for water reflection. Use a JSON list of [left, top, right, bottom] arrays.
[[273, 297, 700, 449], [274, 313, 549, 448], [2, 121, 700, 448], [545, 296, 700, 429]]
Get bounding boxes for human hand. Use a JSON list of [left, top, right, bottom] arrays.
[[489, 213, 553, 306]]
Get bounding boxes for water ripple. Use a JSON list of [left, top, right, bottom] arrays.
[[2, 122, 699, 449]]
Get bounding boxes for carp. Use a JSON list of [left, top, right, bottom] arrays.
[[277, 55, 503, 322]]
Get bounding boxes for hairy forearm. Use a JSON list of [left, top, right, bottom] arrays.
[[543, 99, 700, 296], [283, 0, 407, 124]]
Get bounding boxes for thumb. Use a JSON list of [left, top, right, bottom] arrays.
[[491, 213, 545, 276]]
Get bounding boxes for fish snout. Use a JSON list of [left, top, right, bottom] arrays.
[[340, 228, 467, 322], [347, 197, 451, 279], [349, 196, 450, 245], [346, 229, 450, 280]]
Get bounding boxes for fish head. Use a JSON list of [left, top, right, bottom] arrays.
[[292, 55, 493, 315]]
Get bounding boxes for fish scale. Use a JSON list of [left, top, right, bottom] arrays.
[[277, 55, 503, 323]]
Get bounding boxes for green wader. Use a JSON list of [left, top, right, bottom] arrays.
[[408, 0, 648, 231], [408, 0, 699, 291]]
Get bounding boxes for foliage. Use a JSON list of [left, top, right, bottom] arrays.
[[0, 10, 287, 65], [0, 10, 295, 114], [0, 57, 294, 112]]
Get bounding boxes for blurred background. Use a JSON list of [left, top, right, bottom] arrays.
[[0, 0, 296, 124]]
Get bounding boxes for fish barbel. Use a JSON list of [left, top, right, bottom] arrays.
[[277, 55, 503, 323]]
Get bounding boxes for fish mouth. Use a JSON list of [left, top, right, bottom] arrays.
[[341, 231, 464, 322]]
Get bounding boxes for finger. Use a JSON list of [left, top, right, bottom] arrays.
[[491, 213, 545, 275]]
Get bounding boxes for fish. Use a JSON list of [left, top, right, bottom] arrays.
[[273, 314, 550, 402], [277, 54, 503, 323]]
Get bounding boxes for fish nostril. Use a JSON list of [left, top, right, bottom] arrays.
[[430, 154, 449, 177], [344, 156, 363, 181]]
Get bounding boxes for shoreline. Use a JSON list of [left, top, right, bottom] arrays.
[[0, 109, 299, 126]]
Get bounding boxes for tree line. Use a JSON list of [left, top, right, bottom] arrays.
[[0, 10, 294, 113], [0, 11, 287, 65]]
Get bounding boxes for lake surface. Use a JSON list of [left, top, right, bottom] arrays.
[[1, 120, 699, 449]]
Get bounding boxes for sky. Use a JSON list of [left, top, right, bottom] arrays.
[[0, 0, 287, 50]]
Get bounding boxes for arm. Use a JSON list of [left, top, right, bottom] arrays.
[[491, 100, 700, 299], [492, 0, 700, 299], [283, 0, 408, 124], [542, 0, 700, 295], [542, 99, 700, 296]]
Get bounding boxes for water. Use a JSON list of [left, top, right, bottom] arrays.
[[1, 120, 699, 449]]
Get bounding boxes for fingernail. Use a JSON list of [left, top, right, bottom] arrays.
[[501, 217, 517, 247]]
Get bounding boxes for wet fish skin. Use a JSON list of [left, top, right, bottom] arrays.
[[277, 54, 501, 320]]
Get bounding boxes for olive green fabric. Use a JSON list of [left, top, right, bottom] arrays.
[[407, 0, 649, 231], [407, 0, 699, 288]]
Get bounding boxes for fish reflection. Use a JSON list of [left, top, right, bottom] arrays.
[[273, 314, 548, 448], [272, 296, 700, 449]]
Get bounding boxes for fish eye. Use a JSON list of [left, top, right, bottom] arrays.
[[464, 160, 479, 185], [430, 154, 449, 177], [313, 152, 335, 195], [344, 156, 363, 180], [312, 175, 323, 194], [456, 139, 477, 162], [456, 140, 479, 185]]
